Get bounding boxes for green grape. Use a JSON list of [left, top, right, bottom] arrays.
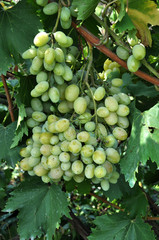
[[92, 177, 102, 184], [81, 144, 94, 158], [68, 139, 82, 154], [54, 49, 64, 63], [60, 140, 70, 152], [43, 2, 58, 15], [60, 7, 71, 22], [102, 161, 113, 174], [73, 173, 85, 183], [61, 161, 71, 171], [36, 71, 48, 83], [27, 118, 39, 128], [50, 135, 59, 145], [59, 36, 73, 48], [22, 47, 37, 59], [39, 132, 53, 144], [48, 114, 59, 124], [53, 63, 65, 76], [65, 169, 74, 177], [40, 144, 52, 156], [118, 93, 130, 105], [117, 116, 129, 129], [25, 107, 34, 117], [111, 171, 120, 180], [54, 74, 64, 85], [41, 156, 49, 170], [93, 148, 106, 164], [26, 138, 33, 145], [109, 86, 121, 95], [41, 175, 51, 183], [65, 84, 79, 102], [33, 32, 49, 47], [35, 81, 49, 94], [32, 132, 41, 143], [30, 89, 42, 98], [31, 56, 43, 72], [31, 147, 41, 158], [31, 98, 43, 112], [41, 92, 49, 102], [44, 48, 55, 64], [94, 166, 106, 178], [63, 175, 72, 181], [51, 145, 61, 156], [54, 31, 68, 46], [71, 160, 84, 175], [68, 46, 79, 57], [37, 44, 49, 58], [44, 61, 55, 71], [85, 164, 95, 179], [70, 5, 78, 17], [77, 112, 92, 124], [32, 126, 42, 133], [93, 87, 106, 101], [57, 101, 70, 114], [32, 111, 47, 122], [127, 55, 140, 72], [59, 152, 70, 163], [48, 166, 64, 179], [36, 0, 48, 6], [105, 96, 118, 112], [48, 122, 58, 133], [20, 158, 33, 171], [112, 127, 128, 141], [86, 134, 98, 147], [116, 46, 129, 60], [104, 134, 117, 148], [28, 170, 36, 176], [132, 44, 146, 60], [55, 118, 70, 132], [30, 66, 41, 75], [84, 121, 96, 132], [116, 104, 130, 117], [28, 156, 40, 168], [20, 148, 31, 158], [65, 53, 76, 65], [104, 112, 118, 125], [77, 131, 90, 142], [101, 179, 110, 191], [60, 18, 72, 29], [47, 155, 60, 168], [64, 126, 76, 141], [109, 177, 118, 184], [96, 123, 108, 140], [56, 82, 67, 100], [97, 107, 110, 118], [111, 78, 123, 87], [127, 35, 138, 46], [74, 97, 87, 114], [49, 87, 60, 103], [62, 65, 73, 81], [105, 148, 120, 164]]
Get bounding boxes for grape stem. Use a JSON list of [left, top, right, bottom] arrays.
[[72, 21, 159, 86], [1, 74, 15, 122], [52, 1, 62, 33]]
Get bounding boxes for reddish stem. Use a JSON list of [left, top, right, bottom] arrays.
[[1, 74, 15, 122], [146, 217, 159, 221], [72, 22, 159, 86]]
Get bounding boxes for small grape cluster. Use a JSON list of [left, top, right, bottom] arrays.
[[20, 31, 131, 192]]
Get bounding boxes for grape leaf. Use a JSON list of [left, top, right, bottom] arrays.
[[115, 13, 135, 32], [88, 213, 155, 240], [0, 122, 21, 167], [72, 0, 100, 21], [4, 178, 70, 240], [127, 0, 159, 46], [0, 0, 42, 74]]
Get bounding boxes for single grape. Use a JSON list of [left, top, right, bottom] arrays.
[[62, 65, 73, 81], [51, 145, 61, 156], [65, 84, 80, 102], [97, 107, 110, 118], [28, 156, 40, 168], [33, 32, 49, 47], [117, 116, 129, 129], [116, 104, 130, 117], [39, 132, 53, 144], [61, 162, 71, 171], [54, 31, 68, 45], [43, 2, 58, 15], [58, 101, 71, 114], [105, 148, 120, 164], [118, 93, 131, 105], [81, 156, 93, 164], [93, 149, 106, 164], [36, 71, 48, 83], [49, 87, 60, 103], [127, 55, 140, 72], [20, 148, 31, 158], [116, 46, 129, 60], [35, 81, 49, 94], [101, 179, 110, 191], [59, 152, 70, 162], [37, 44, 49, 58], [113, 127, 128, 141], [44, 48, 55, 65], [55, 118, 70, 132], [60, 140, 70, 152], [54, 74, 65, 85], [60, 7, 71, 22], [31, 147, 41, 158], [77, 131, 90, 142], [22, 47, 37, 59], [50, 135, 59, 145], [85, 164, 95, 179], [74, 97, 87, 114], [105, 96, 118, 112], [111, 78, 123, 87], [54, 47, 65, 63], [20, 158, 33, 171], [102, 161, 114, 174], [40, 144, 52, 156], [31, 98, 43, 112], [44, 61, 55, 71], [31, 56, 43, 72], [33, 163, 48, 176], [68, 140, 82, 154], [73, 173, 85, 183], [72, 160, 84, 175], [104, 134, 117, 148], [32, 111, 47, 122], [96, 123, 107, 139], [94, 166, 106, 178], [84, 121, 96, 132], [47, 155, 60, 168], [64, 126, 76, 141], [27, 118, 39, 128], [32, 132, 41, 143], [132, 44, 146, 60], [81, 144, 94, 158], [104, 112, 118, 125], [93, 87, 106, 101], [48, 166, 64, 179]]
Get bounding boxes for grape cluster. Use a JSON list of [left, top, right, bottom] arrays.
[[20, 30, 131, 192]]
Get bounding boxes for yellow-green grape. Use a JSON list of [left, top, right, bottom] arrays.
[[36, 71, 48, 83], [41, 92, 49, 102], [105, 148, 120, 164], [116, 46, 129, 60], [109, 171, 120, 184], [65, 84, 79, 102], [104, 112, 118, 125], [20, 148, 31, 158], [101, 179, 110, 191], [68, 45, 79, 57], [85, 164, 95, 179], [31, 56, 43, 72], [43, 2, 58, 15], [132, 44, 146, 60], [32, 111, 47, 122], [44, 48, 55, 65], [93, 149, 106, 164], [84, 121, 96, 132], [35, 81, 49, 94], [77, 131, 90, 143], [65, 169, 74, 177], [28, 170, 36, 176], [63, 175, 72, 181], [60, 7, 71, 22], [32, 132, 41, 143], [113, 127, 128, 141], [48, 114, 59, 124], [31, 147, 41, 158], [40, 144, 52, 156], [81, 156, 93, 164], [65, 53, 76, 65], [59, 152, 70, 163], [86, 134, 98, 147], [73, 173, 85, 183], [105, 96, 118, 112], [36, 0, 48, 6], [27, 118, 39, 128], [104, 134, 117, 148], [97, 107, 110, 118], [47, 155, 60, 168], [54, 31, 68, 46], [62, 65, 73, 81], [118, 93, 130, 105], [41, 156, 49, 170], [26, 138, 33, 145], [37, 44, 49, 58], [61, 162, 71, 171], [74, 97, 87, 114], [44, 61, 55, 71], [96, 123, 107, 139], [50, 145, 61, 156], [109, 86, 121, 95], [102, 161, 113, 174], [56, 82, 67, 100], [54, 48, 65, 63], [48, 166, 64, 179], [48, 122, 58, 133], [33, 163, 48, 176], [111, 78, 123, 87], [58, 101, 70, 114], [93, 86, 106, 101], [104, 69, 112, 79], [72, 160, 84, 175], [60, 140, 70, 152], [116, 104, 130, 117], [50, 135, 59, 145], [60, 18, 72, 30], [109, 177, 117, 184], [127, 55, 140, 72], [69, 140, 82, 154], [94, 166, 106, 178], [92, 177, 102, 184], [30, 89, 42, 98], [33, 32, 49, 47], [31, 98, 43, 112], [117, 116, 129, 129], [54, 74, 64, 85], [39, 132, 53, 144], [53, 63, 65, 76], [22, 47, 37, 59], [25, 107, 34, 118], [59, 36, 73, 48], [64, 126, 76, 141], [32, 126, 42, 134], [28, 156, 40, 168], [49, 87, 60, 103], [55, 119, 70, 132], [127, 35, 139, 47], [20, 158, 32, 171], [81, 144, 94, 158], [41, 175, 51, 183]]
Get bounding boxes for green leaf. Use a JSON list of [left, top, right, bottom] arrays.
[[0, 122, 21, 167], [0, 0, 42, 74], [88, 213, 155, 240], [11, 122, 28, 148], [65, 179, 92, 194], [4, 178, 70, 240], [0, 188, 6, 209], [115, 13, 135, 32], [72, 0, 100, 21]]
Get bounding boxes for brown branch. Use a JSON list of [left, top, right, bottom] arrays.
[[146, 217, 159, 221], [1, 74, 15, 122], [72, 22, 159, 86]]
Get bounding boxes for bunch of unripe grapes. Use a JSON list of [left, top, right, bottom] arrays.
[[20, 30, 131, 192], [36, 0, 77, 29], [116, 35, 146, 73]]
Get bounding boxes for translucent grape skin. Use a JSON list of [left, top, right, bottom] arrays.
[[127, 55, 140, 72]]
